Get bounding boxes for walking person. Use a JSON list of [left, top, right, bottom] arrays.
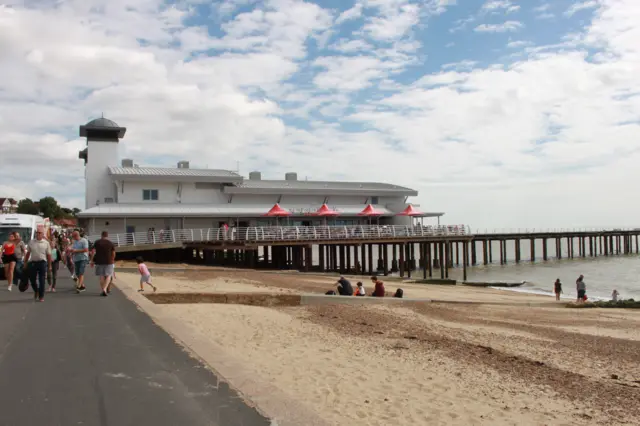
[[1, 232, 18, 291], [71, 230, 89, 292], [11, 232, 27, 289], [24, 229, 52, 302], [553, 278, 562, 301], [47, 240, 61, 292], [90, 231, 116, 297], [576, 274, 586, 303], [136, 257, 156, 292]]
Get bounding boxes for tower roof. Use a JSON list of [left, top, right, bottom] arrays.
[[79, 117, 126, 138]]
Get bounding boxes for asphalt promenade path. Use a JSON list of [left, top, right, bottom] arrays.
[[0, 270, 271, 426]]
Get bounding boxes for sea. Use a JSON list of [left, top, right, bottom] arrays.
[[308, 238, 640, 301]]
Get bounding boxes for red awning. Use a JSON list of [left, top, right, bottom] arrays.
[[397, 205, 423, 216], [264, 203, 292, 217], [357, 204, 382, 217], [315, 204, 340, 217]]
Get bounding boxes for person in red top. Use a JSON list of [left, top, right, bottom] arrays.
[[1, 233, 18, 291], [370, 275, 385, 297]]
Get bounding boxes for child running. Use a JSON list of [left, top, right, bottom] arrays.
[[137, 257, 156, 292]]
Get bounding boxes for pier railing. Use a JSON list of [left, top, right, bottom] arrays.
[[473, 227, 639, 234], [89, 224, 470, 249]]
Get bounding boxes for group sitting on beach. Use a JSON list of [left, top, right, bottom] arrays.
[[329, 275, 402, 298]]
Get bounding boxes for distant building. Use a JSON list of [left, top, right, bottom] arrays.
[[0, 198, 18, 214], [76, 117, 443, 235]]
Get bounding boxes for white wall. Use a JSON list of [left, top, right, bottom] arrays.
[[231, 194, 279, 205], [116, 182, 230, 204], [181, 183, 228, 204], [279, 195, 326, 205], [86, 141, 119, 209]]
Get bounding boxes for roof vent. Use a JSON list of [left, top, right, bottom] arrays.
[[177, 161, 190, 169], [122, 159, 134, 168], [249, 171, 262, 180], [285, 172, 298, 181]]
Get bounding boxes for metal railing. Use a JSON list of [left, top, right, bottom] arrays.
[[87, 225, 640, 249], [473, 227, 639, 234], [89, 224, 470, 249]]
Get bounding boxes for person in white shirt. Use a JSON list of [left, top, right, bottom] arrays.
[[355, 281, 366, 296]]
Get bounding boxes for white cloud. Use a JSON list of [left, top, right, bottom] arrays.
[[442, 60, 477, 71], [506, 40, 532, 48], [329, 38, 373, 53], [565, 1, 600, 17], [482, 1, 512, 11], [474, 21, 523, 32], [335, 2, 363, 24], [1, 0, 640, 230], [360, 1, 421, 41]]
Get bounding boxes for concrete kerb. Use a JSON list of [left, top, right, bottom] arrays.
[[144, 291, 562, 309], [115, 281, 331, 426]]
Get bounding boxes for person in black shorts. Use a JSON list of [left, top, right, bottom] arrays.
[[2, 233, 18, 291]]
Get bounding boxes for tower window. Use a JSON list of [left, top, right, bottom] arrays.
[[142, 189, 159, 201], [371, 196, 379, 205]]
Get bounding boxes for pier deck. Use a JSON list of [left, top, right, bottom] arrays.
[[90, 225, 640, 281]]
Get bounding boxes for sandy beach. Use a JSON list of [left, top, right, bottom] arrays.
[[113, 264, 640, 425]]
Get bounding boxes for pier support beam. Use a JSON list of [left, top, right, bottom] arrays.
[[471, 241, 477, 266], [383, 244, 389, 276], [391, 245, 398, 273], [515, 239, 521, 263], [530, 238, 535, 262], [462, 241, 468, 282], [482, 240, 488, 265], [399, 243, 405, 278], [439, 242, 445, 279]]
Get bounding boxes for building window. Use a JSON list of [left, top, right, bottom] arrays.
[[371, 196, 379, 205], [143, 189, 159, 201]]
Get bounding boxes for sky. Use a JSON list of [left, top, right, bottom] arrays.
[[0, 0, 639, 229]]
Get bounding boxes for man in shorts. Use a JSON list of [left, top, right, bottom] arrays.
[[90, 231, 116, 297], [71, 230, 89, 292]]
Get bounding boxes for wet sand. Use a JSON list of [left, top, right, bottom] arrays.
[[113, 265, 640, 425]]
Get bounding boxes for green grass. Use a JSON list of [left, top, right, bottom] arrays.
[[566, 299, 640, 309]]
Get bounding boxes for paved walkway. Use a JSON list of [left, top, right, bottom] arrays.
[[0, 270, 271, 426]]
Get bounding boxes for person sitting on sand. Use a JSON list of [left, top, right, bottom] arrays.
[[553, 279, 562, 301], [611, 289, 620, 302], [576, 275, 586, 303], [336, 276, 353, 296], [355, 281, 365, 296], [370, 275, 385, 297]]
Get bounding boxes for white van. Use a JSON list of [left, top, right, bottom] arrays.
[[0, 214, 49, 278]]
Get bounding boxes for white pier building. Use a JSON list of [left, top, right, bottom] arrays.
[[76, 117, 442, 235]]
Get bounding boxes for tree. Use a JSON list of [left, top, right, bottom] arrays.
[[17, 198, 39, 215], [38, 196, 63, 219], [72, 208, 81, 216]]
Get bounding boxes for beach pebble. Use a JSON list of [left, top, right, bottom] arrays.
[[610, 374, 619, 380]]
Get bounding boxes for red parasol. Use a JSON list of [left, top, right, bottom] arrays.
[[315, 204, 340, 217], [264, 203, 292, 217], [396, 205, 423, 216], [358, 204, 382, 217]]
